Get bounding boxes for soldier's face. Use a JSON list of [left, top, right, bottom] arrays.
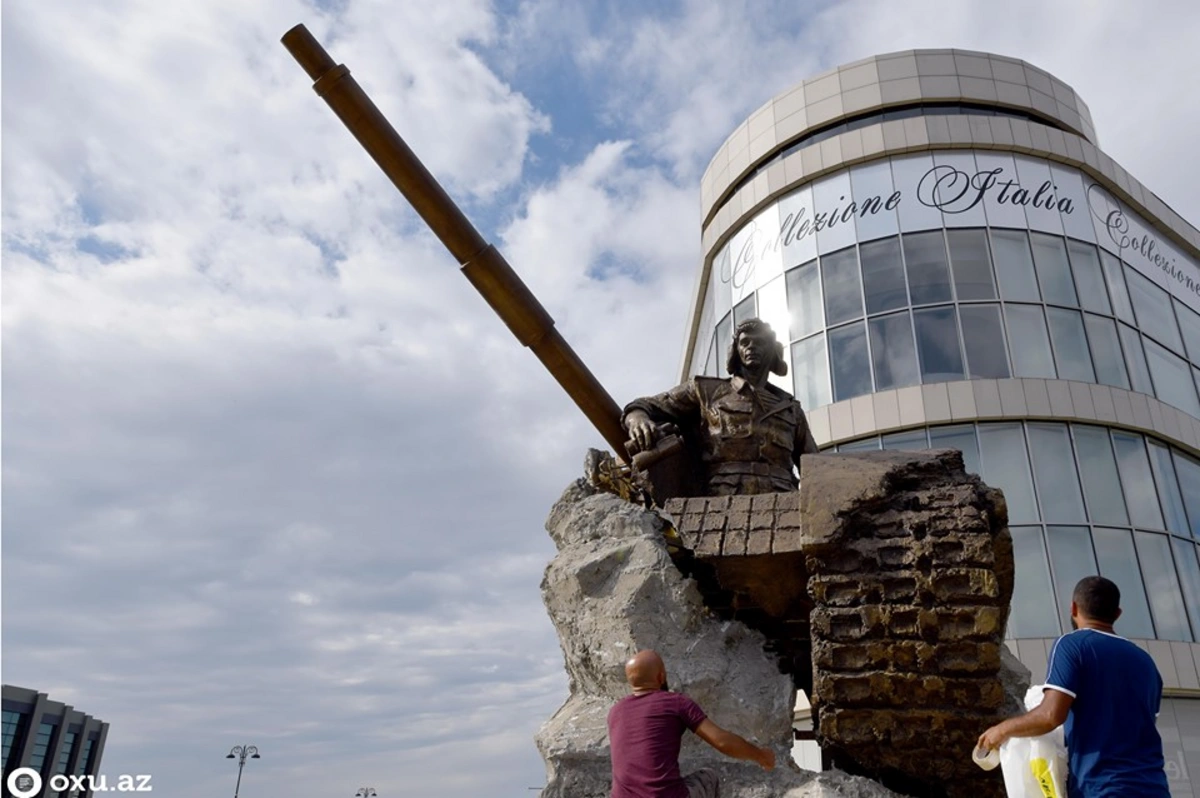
[[737, 330, 772, 369]]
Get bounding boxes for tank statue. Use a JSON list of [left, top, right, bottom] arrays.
[[280, 27, 1021, 798], [624, 317, 817, 496]]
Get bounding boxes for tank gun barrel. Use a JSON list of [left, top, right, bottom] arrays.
[[281, 24, 629, 459]]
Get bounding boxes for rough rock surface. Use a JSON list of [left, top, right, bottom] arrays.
[[536, 479, 903, 798], [800, 451, 1016, 798]]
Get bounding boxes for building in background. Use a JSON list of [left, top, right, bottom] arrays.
[[686, 49, 1200, 796], [3, 685, 108, 798]]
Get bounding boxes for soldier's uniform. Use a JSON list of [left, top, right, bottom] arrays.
[[623, 375, 818, 495]]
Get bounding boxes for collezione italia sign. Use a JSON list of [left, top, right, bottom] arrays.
[[719, 156, 1200, 313]]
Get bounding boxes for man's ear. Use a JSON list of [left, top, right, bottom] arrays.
[[1114, 607, 1122, 622]]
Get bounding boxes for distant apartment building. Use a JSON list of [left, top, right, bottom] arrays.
[[2, 685, 108, 798]]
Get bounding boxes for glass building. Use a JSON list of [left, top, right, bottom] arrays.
[[686, 50, 1200, 794], [3, 685, 108, 798]]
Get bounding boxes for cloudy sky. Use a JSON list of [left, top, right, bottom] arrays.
[[3, 1, 1199, 795]]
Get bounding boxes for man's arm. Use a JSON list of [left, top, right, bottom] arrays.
[[693, 719, 775, 770], [977, 689, 1073, 751]]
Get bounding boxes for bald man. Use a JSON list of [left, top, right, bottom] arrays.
[[607, 650, 775, 798]]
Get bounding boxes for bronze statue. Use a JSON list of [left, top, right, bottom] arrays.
[[623, 318, 818, 495]]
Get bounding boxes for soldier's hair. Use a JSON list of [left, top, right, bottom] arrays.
[[1072, 576, 1121, 623], [727, 318, 788, 378]]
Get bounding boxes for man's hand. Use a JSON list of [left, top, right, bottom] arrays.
[[977, 724, 1007, 752], [754, 746, 776, 771], [624, 410, 658, 454]]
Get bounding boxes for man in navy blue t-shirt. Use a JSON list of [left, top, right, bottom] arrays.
[[978, 576, 1169, 797]]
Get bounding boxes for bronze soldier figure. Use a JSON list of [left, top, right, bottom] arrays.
[[623, 318, 818, 495]]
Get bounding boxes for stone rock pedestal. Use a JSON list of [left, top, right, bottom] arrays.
[[537, 450, 1025, 798], [536, 479, 903, 798]]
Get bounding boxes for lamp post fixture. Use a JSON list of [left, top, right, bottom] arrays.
[[355, 789, 377, 797], [225, 745, 260, 798]]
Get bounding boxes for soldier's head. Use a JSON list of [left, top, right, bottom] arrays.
[[727, 318, 788, 379]]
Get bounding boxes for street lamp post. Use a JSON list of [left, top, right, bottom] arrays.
[[225, 745, 261, 798], [355, 789, 377, 797]]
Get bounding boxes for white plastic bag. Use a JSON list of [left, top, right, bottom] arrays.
[[997, 686, 1068, 798]]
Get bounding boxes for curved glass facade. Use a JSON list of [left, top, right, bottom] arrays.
[[834, 421, 1200, 642], [688, 153, 1200, 419]]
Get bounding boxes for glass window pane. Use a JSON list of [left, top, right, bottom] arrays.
[[1144, 338, 1200, 416], [1100, 250, 1135, 324], [1046, 308, 1096, 383], [913, 306, 965, 383], [1119, 324, 1155, 395], [715, 313, 732, 378], [1126, 267, 1184, 352], [991, 229, 1040, 302], [733, 294, 756, 327], [1084, 314, 1129, 390], [1134, 531, 1192, 641], [791, 334, 831, 411], [947, 228, 997, 300], [860, 237, 907, 315], [786, 260, 823, 340], [1092, 527, 1156, 638], [1027, 423, 1086, 522], [1074, 425, 1129, 524], [1173, 450, 1200, 540], [1147, 441, 1189, 535], [1175, 300, 1200, 364], [978, 423, 1038, 524], [1004, 304, 1056, 378], [868, 312, 920, 391], [1009, 526, 1061, 638], [959, 304, 1010, 379], [1046, 526, 1099, 633], [829, 322, 872, 402], [930, 424, 981, 476], [822, 247, 863, 326], [839, 436, 881, 452], [703, 333, 717, 377], [1111, 432, 1165, 529], [882, 429, 929, 450], [1170, 538, 1200, 640], [903, 231, 953, 305], [1030, 233, 1078, 307], [1067, 241, 1111, 314]]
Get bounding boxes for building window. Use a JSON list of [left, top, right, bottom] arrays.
[[29, 722, 56, 773], [913, 305, 965, 382], [1005, 304, 1056, 379], [992, 229, 1040, 302], [868, 311, 919, 391], [829, 322, 872, 402], [821, 246, 863, 326], [2, 710, 27, 771], [861, 236, 907, 314], [903, 231, 954, 305], [1030, 232, 1078, 308]]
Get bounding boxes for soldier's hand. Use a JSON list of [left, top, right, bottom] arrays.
[[624, 411, 658, 454], [756, 746, 775, 771]]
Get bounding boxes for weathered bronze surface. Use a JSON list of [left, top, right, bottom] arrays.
[[280, 24, 629, 458], [623, 318, 818, 497]]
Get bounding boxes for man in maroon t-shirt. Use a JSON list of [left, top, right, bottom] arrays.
[[607, 650, 776, 798]]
